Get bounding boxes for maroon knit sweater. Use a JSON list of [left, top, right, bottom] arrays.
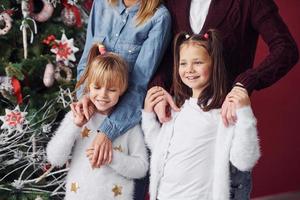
[[150, 0, 299, 94]]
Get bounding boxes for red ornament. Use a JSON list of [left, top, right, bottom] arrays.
[[61, 0, 82, 28], [43, 34, 56, 45]]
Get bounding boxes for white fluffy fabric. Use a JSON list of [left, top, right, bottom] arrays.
[[142, 105, 260, 200], [47, 112, 148, 200]]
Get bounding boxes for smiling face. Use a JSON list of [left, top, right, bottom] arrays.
[[179, 44, 212, 98], [89, 83, 122, 115]]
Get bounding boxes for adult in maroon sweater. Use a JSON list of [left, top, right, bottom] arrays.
[[149, 0, 299, 199]]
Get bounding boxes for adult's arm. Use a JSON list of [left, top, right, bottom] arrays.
[[235, 0, 299, 93], [76, 0, 97, 96], [148, 44, 173, 91], [141, 110, 162, 151], [98, 11, 172, 140]]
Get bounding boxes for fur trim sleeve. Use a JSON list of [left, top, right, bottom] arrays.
[[230, 106, 261, 171], [46, 112, 82, 167], [109, 125, 149, 179], [141, 110, 161, 150]]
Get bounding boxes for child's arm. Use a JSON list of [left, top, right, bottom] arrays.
[[141, 111, 161, 151], [46, 112, 82, 167], [108, 125, 149, 179], [229, 106, 261, 171], [141, 87, 164, 150]]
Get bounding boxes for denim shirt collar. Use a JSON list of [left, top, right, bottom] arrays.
[[116, 0, 140, 15]]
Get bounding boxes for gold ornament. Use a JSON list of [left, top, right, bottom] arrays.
[[112, 184, 122, 197], [70, 182, 79, 193], [113, 145, 123, 152], [81, 127, 90, 138]]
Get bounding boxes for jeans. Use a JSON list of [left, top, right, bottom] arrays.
[[230, 163, 252, 200], [134, 175, 149, 200]]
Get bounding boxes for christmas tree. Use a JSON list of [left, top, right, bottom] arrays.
[[0, 0, 93, 199]]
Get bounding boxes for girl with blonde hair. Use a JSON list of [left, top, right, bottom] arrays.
[[47, 43, 148, 200]]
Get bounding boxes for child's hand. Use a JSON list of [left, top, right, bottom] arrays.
[[70, 102, 88, 127], [144, 86, 165, 113], [153, 88, 180, 123], [81, 94, 95, 120], [86, 148, 94, 165]]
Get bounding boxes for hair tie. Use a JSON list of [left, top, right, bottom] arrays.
[[185, 34, 190, 39], [98, 44, 106, 55], [203, 33, 209, 40]]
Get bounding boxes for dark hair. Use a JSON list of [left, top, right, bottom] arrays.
[[76, 43, 128, 97], [173, 29, 228, 111]]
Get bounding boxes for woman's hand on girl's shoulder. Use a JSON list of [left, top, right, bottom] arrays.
[[144, 86, 165, 113]]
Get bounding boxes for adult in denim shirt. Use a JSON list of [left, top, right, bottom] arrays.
[[75, 0, 171, 193]]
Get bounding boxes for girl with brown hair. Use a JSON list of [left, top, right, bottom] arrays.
[[142, 30, 260, 200]]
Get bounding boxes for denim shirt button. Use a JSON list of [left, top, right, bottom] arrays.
[[123, 19, 126, 23], [238, 184, 243, 189], [115, 33, 119, 37]]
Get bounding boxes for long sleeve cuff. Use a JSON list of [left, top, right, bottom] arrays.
[[234, 71, 259, 95], [141, 110, 156, 121], [236, 106, 256, 123], [98, 119, 120, 141]]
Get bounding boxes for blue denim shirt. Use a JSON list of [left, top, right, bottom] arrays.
[[77, 0, 171, 140]]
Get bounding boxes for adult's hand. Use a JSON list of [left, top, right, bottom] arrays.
[[88, 132, 112, 168], [221, 83, 249, 126], [153, 87, 180, 123]]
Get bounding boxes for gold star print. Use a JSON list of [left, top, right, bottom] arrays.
[[70, 182, 79, 193], [81, 126, 90, 138], [113, 145, 123, 152], [112, 184, 122, 197]]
